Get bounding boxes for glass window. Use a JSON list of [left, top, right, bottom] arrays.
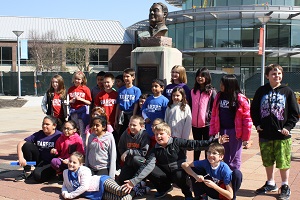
[[291, 57, 300, 68], [229, 19, 241, 47], [267, 23, 279, 47], [1, 47, 12, 64], [194, 55, 204, 66], [89, 48, 108, 66], [291, 20, 300, 48], [279, 57, 289, 66], [295, 0, 300, 6], [184, 22, 194, 49], [273, 0, 285, 5], [193, 0, 202, 7], [215, 0, 227, 6], [167, 24, 176, 47], [195, 21, 204, 48], [228, 0, 241, 5], [205, 57, 216, 66], [278, 21, 290, 47], [176, 23, 184, 50], [205, 20, 216, 48], [185, 0, 193, 9], [241, 57, 254, 66], [242, 19, 255, 47], [266, 57, 278, 66], [183, 57, 193, 68], [243, 0, 256, 5], [216, 26, 229, 47], [66, 48, 85, 66]]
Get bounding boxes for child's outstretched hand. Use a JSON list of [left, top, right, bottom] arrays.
[[121, 180, 134, 194], [218, 134, 229, 144]]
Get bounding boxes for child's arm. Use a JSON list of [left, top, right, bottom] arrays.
[[74, 95, 91, 105], [181, 161, 205, 183], [114, 104, 120, 129], [132, 102, 139, 116], [176, 136, 229, 151], [204, 180, 234, 200], [108, 135, 117, 179], [182, 106, 192, 140], [41, 93, 47, 114]]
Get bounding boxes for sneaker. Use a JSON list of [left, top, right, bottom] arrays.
[[155, 185, 173, 198], [278, 184, 291, 200], [255, 181, 278, 194], [14, 171, 31, 182]]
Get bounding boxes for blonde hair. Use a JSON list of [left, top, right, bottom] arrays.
[[71, 151, 85, 164], [72, 71, 87, 86], [171, 65, 187, 84], [153, 122, 171, 135]]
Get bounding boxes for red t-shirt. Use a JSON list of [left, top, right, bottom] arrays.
[[68, 85, 92, 110], [94, 90, 118, 126], [52, 93, 62, 118]]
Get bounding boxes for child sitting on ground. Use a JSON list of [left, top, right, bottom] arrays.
[[182, 143, 242, 200], [50, 120, 84, 180], [61, 151, 132, 200], [121, 122, 229, 200]]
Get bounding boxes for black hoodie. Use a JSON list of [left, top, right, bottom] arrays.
[[251, 83, 299, 140]]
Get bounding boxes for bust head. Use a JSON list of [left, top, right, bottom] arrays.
[[148, 2, 168, 37]]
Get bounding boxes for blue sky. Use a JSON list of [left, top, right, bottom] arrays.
[[0, 0, 180, 28]]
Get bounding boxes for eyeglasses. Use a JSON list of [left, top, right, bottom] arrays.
[[63, 128, 74, 131], [206, 151, 219, 156]]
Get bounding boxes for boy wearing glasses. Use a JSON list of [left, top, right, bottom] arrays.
[[182, 143, 242, 200]]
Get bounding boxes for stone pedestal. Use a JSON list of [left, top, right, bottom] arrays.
[[139, 36, 172, 47], [131, 46, 182, 93]]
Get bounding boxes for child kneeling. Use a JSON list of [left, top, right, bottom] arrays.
[[182, 143, 242, 200], [62, 151, 131, 200]]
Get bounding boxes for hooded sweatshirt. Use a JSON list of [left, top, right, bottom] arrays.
[[55, 132, 85, 159], [85, 131, 116, 178], [251, 83, 299, 140]]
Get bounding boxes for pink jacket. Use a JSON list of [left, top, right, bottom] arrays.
[[191, 89, 215, 128], [55, 133, 85, 159], [209, 93, 253, 141]]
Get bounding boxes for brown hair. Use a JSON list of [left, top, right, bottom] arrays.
[[123, 68, 135, 77], [130, 115, 145, 126], [48, 74, 66, 99], [265, 64, 283, 76], [208, 143, 225, 156]]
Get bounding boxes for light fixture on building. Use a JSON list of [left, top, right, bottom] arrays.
[[258, 16, 271, 86], [12, 30, 24, 98]]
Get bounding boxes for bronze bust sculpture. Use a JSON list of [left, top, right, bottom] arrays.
[[148, 2, 168, 37]]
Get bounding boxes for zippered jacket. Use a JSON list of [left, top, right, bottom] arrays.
[[209, 92, 253, 141]]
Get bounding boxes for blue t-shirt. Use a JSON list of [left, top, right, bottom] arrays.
[[193, 159, 232, 185], [117, 86, 141, 112], [142, 95, 169, 137], [25, 130, 62, 163]]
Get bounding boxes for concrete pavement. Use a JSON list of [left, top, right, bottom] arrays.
[[1, 96, 300, 199]]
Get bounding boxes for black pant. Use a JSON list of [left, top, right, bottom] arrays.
[[22, 142, 56, 183], [192, 126, 210, 161], [118, 156, 145, 185], [190, 167, 242, 200], [146, 166, 193, 198]]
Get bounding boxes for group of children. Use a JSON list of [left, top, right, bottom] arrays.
[[15, 63, 299, 200]]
